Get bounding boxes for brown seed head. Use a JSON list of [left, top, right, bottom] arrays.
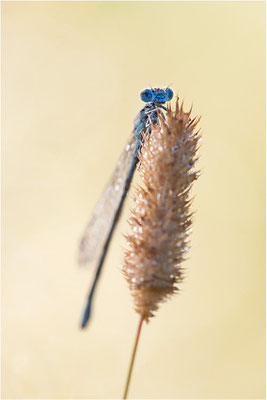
[[122, 98, 201, 321]]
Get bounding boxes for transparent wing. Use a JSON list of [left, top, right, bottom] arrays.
[[78, 133, 138, 265]]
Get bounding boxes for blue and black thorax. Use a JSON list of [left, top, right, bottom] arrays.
[[133, 87, 173, 141]]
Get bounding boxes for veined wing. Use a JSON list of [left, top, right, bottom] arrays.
[[78, 133, 138, 265]]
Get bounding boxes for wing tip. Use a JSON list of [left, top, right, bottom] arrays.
[[77, 249, 92, 266]]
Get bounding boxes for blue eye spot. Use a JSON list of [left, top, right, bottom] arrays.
[[140, 89, 153, 103], [166, 88, 173, 100]]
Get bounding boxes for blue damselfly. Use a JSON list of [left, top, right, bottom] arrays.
[[79, 87, 173, 328]]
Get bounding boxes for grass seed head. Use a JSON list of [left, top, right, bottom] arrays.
[[122, 99, 201, 321]]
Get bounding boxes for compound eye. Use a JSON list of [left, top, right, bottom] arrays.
[[166, 88, 173, 100], [140, 89, 153, 103]]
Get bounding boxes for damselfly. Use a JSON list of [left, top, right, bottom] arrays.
[[79, 87, 174, 328]]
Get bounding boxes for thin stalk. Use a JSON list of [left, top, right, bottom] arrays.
[[123, 315, 144, 399]]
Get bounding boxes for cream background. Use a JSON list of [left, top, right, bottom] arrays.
[[2, 1, 265, 399]]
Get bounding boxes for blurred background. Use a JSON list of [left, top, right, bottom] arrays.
[[2, 1, 265, 399]]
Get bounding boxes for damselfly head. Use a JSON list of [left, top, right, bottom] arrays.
[[140, 88, 173, 104]]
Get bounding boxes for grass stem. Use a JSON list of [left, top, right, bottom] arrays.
[[123, 315, 144, 399]]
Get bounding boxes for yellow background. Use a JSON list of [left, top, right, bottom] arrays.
[[2, 1, 265, 399]]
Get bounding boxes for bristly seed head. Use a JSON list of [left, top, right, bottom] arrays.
[[122, 98, 201, 321]]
